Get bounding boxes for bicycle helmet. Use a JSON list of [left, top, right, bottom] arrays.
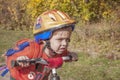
[[33, 10, 76, 43]]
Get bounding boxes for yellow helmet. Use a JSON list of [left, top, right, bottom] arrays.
[[33, 10, 76, 43], [33, 10, 75, 35]]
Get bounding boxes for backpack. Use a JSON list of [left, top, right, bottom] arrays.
[[0, 39, 42, 77]]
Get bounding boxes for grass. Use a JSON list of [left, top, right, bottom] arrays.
[[0, 28, 120, 80], [0, 29, 33, 62], [70, 21, 120, 60], [58, 53, 120, 80]]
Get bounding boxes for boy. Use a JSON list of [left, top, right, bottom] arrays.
[[6, 10, 78, 80]]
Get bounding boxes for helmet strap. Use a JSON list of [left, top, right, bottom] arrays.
[[43, 40, 57, 57]]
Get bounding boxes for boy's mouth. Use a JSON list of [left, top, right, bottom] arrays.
[[59, 48, 66, 51]]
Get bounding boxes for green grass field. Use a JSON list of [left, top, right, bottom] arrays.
[[0, 29, 33, 62], [0, 29, 120, 80]]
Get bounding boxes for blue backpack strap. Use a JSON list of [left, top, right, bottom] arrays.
[[0, 65, 9, 77], [6, 41, 29, 56], [2, 39, 31, 77], [18, 42, 29, 50], [1, 68, 9, 77]]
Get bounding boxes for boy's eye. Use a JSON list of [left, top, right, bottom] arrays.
[[57, 38, 70, 42], [57, 38, 63, 41]]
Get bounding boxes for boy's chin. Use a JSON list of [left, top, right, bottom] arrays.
[[55, 51, 65, 54]]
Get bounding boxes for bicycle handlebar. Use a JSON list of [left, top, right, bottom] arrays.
[[11, 58, 48, 68], [11, 56, 72, 68], [11, 56, 73, 80]]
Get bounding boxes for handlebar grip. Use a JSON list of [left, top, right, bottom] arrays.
[[11, 60, 33, 68], [11, 60, 34, 68], [62, 55, 72, 61]]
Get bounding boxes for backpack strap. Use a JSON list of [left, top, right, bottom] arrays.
[[1, 68, 9, 77], [5, 39, 31, 56], [1, 39, 32, 77]]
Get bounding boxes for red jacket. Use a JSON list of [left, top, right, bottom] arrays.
[[7, 39, 68, 80]]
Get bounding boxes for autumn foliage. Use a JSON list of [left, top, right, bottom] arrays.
[[0, 0, 120, 30]]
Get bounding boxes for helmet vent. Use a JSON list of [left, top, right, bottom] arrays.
[[57, 11, 66, 20], [48, 13, 56, 21]]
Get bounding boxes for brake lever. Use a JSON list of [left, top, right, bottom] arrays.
[[35, 58, 48, 65]]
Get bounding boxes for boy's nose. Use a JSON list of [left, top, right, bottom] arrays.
[[61, 40, 68, 46]]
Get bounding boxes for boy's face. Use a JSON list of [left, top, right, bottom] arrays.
[[49, 27, 72, 54]]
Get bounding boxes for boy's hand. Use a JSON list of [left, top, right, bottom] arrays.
[[68, 52, 78, 61], [16, 56, 30, 67]]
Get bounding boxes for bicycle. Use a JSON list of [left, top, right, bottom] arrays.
[[10, 56, 72, 80]]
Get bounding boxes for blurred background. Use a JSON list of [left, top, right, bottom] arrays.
[[0, 0, 120, 80]]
